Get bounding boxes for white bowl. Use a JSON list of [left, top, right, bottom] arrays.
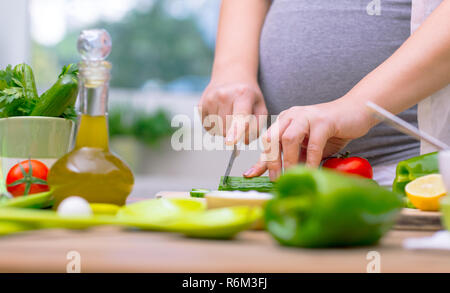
[[439, 150, 450, 191]]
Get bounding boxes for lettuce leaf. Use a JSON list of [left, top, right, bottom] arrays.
[[0, 64, 38, 117]]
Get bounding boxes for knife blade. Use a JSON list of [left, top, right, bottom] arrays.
[[366, 101, 449, 150], [222, 144, 239, 186]]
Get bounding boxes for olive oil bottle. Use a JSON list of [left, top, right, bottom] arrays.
[[48, 29, 134, 207]]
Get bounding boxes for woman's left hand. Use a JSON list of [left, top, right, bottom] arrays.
[[243, 99, 375, 180]]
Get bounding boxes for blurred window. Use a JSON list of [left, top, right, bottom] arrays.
[[30, 0, 219, 93]]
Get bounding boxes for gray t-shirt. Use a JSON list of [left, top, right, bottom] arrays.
[[259, 0, 419, 166]]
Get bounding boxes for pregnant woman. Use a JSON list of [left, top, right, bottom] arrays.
[[199, 0, 450, 185]]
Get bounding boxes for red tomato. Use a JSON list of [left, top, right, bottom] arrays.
[[6, 159, 49, 197], [322, 155, 373, 179]]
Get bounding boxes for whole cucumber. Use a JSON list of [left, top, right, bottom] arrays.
[[31, 73, 78, 117]]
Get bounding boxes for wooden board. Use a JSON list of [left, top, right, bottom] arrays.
[[395, 208, 443, 231], [156, 191, 444, 231], [156, 191, 192, 199], [0, 228, 449, 272]]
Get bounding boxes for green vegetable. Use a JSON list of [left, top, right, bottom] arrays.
[[0, 64, 38, 117], [60, 105, 78, 122], [404, 197, 416, 209], [392, 152, 439, 195], [31, 64, 79, 117], [14, 64, 39, 101], [0, 191, 53, 209], [118, 198, 261, 239], [0, 63, 78, 120], [0, 198, 261, 239], [218, 176, 274, 192], [0, 221, 31, 236], [265, 166, 403, 248], [190, 188, 210, 198]]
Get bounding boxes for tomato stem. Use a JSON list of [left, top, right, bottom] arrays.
[[337, 151, 350, 159]]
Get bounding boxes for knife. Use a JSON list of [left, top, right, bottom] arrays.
[[366, 101, 449, 150], [222, 144, 239, 186]]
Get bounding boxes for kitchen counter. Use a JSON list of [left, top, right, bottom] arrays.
[[0, 227, 448, 273]]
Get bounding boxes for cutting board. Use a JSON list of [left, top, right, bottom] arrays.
[[155, 191, 444, 231], [156, 191, 201, 201], [395, 208, 443, 231]]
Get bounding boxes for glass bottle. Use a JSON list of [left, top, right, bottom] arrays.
[[48, 29, 134, 207]]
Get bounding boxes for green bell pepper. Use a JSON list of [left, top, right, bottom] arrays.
[[392, 152, 439, 195], [265, 166, 403, 248]]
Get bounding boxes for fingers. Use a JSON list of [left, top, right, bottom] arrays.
[[261, 119, 289, 181], [197, 98, 209, 129], [263, 118, 291, 145], [199, 84, 268, 146], [243, 155, 268, 178], [251, 102, 269, 143], [306, 124, 330, 167], [217, 102, 233, 137], [267, 143, 282, 181], [225, 97, 253, 145], [242, 101, 268, 145], [281, 120, 308, 170], [198, 94, 218, 133]]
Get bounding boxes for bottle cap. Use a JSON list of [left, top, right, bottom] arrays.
[[77, 29, 112, 61]]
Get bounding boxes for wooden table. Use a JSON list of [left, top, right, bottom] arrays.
[[0, 227, 448, 273]]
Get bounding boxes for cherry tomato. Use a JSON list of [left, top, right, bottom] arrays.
[[6, 159, 49, 197], [322, 154, 373, 179]]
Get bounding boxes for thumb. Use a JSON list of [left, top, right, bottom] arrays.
[[243, 156, 267, 178]]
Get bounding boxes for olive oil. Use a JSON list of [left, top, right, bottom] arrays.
[[48, 29, 134, 207]]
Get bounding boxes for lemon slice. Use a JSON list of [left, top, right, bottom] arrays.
[[405, 174, 447, 211]]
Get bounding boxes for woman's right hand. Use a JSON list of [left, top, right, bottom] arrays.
[[198, 76, 268, 145], [199, 0, 271, 145]]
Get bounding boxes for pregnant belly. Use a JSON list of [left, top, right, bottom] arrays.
[[259, 0, 411, 114]]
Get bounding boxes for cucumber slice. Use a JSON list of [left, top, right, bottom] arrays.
[[190, 188, 210, 198]]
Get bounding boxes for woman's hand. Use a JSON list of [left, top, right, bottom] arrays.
[[199, 74, 268, 144], [244, 99, 375, 180], [198, 0, 271, 145]]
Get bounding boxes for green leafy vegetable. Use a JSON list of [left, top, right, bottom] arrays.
[[60, 105, 78, 122], [14, 64, 39, 101], [0, 64, 37, 117], [0, 63, 78, 120], [58, 63, 78, 78]]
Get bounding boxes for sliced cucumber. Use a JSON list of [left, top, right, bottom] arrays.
[[218, 176, 274, 193], [190, 188, 210, 198]]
